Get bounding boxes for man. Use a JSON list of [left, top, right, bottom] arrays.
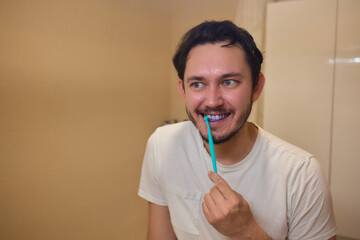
[[138, 20, 336, 240]]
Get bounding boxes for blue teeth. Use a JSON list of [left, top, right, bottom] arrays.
[[205, 114, 229, 122]]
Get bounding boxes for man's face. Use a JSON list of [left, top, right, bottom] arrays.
[[179, 42, 257, 144]]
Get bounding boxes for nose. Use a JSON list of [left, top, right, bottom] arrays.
[[205, 85, 224, 109]]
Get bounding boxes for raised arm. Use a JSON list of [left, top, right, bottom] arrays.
[[147, 202, 177, 240]]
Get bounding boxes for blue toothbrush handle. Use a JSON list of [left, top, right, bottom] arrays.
[[204, 117, 217, 173]]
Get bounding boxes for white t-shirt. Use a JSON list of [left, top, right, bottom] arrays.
[[138, 121, 336, 240]]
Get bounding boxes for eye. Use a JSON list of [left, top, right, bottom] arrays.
[[191, 82, 204, 88], [223, 79, 236, 87]]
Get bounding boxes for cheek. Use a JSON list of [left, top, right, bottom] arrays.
[[185, 93, 204, 109], [224, 92, 250, 104], [224, 91, 251, 107]]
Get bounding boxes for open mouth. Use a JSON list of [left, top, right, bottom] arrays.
[[201, 113, 230, 123]]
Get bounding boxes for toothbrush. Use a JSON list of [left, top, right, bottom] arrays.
[[204, 116, 217, 173]]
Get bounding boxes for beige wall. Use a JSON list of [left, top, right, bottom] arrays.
[[0, 0, 171, 239]]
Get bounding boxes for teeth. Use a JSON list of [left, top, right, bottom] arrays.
[[205, 114, 229, 122]]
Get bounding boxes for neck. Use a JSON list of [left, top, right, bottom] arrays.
[[204, 122, 258, 166]]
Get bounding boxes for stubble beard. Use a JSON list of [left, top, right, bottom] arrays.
[[186, 100, 253, 145]]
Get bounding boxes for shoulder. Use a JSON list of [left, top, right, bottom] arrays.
[[257, 127, 322, 178], [153, 121, 195, 137], [259, 127, 313, 159], [150, 121, 198, 144], [147, 121, 200, 152]]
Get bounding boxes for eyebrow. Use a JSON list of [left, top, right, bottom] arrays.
[[186, 72, 242, 83], [221, 72, 242, 79], [186, 75, 205, 82]]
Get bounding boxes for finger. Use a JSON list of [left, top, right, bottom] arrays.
[[203, 194, 222, 222], [203, 193, 217, 210], [209, 186, 227, 205], [202, 201, 213, 222], [208, 171, 233, 198]]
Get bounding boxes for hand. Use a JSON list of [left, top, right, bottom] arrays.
[[202, 172, 270, 240]]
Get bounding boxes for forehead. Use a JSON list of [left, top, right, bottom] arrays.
[[185, 42, 250, 77]]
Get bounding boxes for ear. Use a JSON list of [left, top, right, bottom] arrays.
[[178, 79, 186, 100], [252, 73, 265, 102]]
